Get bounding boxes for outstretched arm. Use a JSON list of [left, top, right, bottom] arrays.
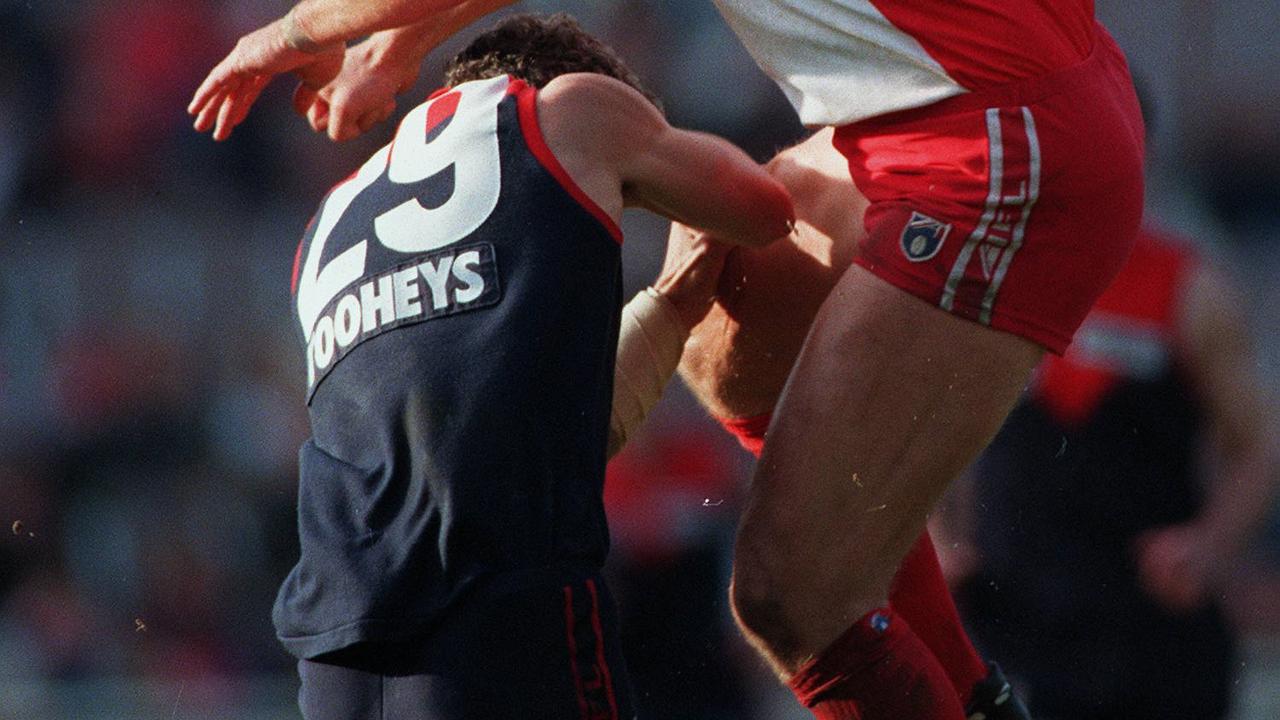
[[618, 101, 795, 246], [1134, 263, 1280, 613], [537, 74, 795, 247], [190, 0, 512, 141], [287, 0, 513, 49], [293, 3, 508, 141]]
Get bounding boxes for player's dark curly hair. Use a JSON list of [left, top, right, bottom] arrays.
[[444, 13, 663, 112]]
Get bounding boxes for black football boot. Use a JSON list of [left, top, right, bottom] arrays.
[[966, 663, 1032, 720]]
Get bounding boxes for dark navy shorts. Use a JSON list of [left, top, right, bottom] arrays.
[[297, 573, 633, 720]]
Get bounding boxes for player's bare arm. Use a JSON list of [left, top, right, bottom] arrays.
[[189, 23, 344, 142], [1135, 264, 1280, 613], [285, 0, 512, 49], [294, 3, 520, 141], [608, 230, 733, 458], [190, 0, 512, 141], [291, 23, 435, 141], [677, 128, 866, 419], [536, 73, 794, 248]]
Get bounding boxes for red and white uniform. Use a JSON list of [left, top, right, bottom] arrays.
[[719, 0, 1145, 353], [716, 0, 1096, 126]]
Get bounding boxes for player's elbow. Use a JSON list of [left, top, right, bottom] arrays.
[[730, 178, 795, 247]]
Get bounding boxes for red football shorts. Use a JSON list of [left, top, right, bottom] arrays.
[[833, 25, 1144, 354]]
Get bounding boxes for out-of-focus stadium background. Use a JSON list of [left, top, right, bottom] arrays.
[[1, 1, 1277, 718]]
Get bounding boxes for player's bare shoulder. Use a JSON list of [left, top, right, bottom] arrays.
[[540, 72, 665, 136], [534, 73, 665, 223]]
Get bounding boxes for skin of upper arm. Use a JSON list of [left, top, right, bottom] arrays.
[[1177, 264, 1274, 462], [534, 74, 636, 227], [537, 73, 793, 246], [624, 123, 794, 246]]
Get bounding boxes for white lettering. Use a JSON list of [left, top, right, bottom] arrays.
[[312, 315, 336, 369], [360, 276, 396, 332], [393, 268, 423, 320], [334, 293, 361, 348], [304, 245, 495, 395], [418, 256, 454, 311], [375, 76, 504, 253], [451, 250, 485, 304], [306, 342, 317, 388], [296, 145, 389, 341]]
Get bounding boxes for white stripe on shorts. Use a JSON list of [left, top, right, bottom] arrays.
[[940, 108, 1004, 312], [980, 107, 1041, 325]]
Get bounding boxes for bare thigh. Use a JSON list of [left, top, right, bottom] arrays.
[[733, 264, 1041, 670]]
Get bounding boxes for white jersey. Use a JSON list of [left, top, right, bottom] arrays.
[[714, 0, 1096, 126]]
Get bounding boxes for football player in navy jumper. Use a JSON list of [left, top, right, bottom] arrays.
[[224, 15, 793, 720]]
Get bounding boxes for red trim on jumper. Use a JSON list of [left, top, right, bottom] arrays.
[[390, 87, 461, 170], [328, 167, 361, 195], [427, 76, 522, 102], [562, 585, 592, 720], [585, 579, 620, 720], [513, 80, 624, 244], [425, 90, 461, 136], [289, 235, 306, 295]]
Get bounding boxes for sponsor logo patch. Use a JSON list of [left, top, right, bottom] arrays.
[[869, 611, 892, 634], [900, 212, 951, 262], [304, 242, 501, 400]]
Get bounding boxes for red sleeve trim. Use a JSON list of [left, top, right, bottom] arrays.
[[513, 80, 624, 244]]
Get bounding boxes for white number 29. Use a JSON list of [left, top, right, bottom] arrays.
[[296, 75, 506, 341]]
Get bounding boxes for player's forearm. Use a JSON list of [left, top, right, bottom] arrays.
[[652, 132, 795, 246], [707, 161, 796, 246], [374, 0, 516, 67], [608, 288, 689, 458], [1195, 442, 1279, 558], [290, 0, 514, 49], [358, 18, 458, 82], [623, 116, 793, 246]]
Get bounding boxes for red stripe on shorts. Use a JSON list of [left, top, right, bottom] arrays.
[[562, 585, 593, 720], [585, 579, 620, 720]]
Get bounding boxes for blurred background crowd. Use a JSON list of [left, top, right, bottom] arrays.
[[0, 1, 1277, 718]]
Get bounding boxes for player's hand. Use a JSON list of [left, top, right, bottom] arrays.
[[189, 17, 344, 141], [293, 38, 417, 142], [1133, 524, 1223, 615], [653, 224, 734, 332]]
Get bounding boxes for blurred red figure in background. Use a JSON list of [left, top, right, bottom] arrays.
[[936, 226, 1278, 720]]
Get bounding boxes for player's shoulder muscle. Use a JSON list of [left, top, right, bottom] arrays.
[[534, 73, 666, 221], [538, 73, 665, 159]]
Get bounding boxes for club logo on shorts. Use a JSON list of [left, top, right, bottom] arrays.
[[900, 212, 951, 262]]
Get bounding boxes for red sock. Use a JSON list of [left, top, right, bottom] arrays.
[[788, 608, 967, 720], [718, 413, 989, 705], [718, 412, 772, 457], [890, 532, 989, 705]]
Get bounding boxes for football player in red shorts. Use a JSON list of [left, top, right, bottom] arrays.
[[190, 3, 1145, 718], [673, 129, 1030, 719]]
